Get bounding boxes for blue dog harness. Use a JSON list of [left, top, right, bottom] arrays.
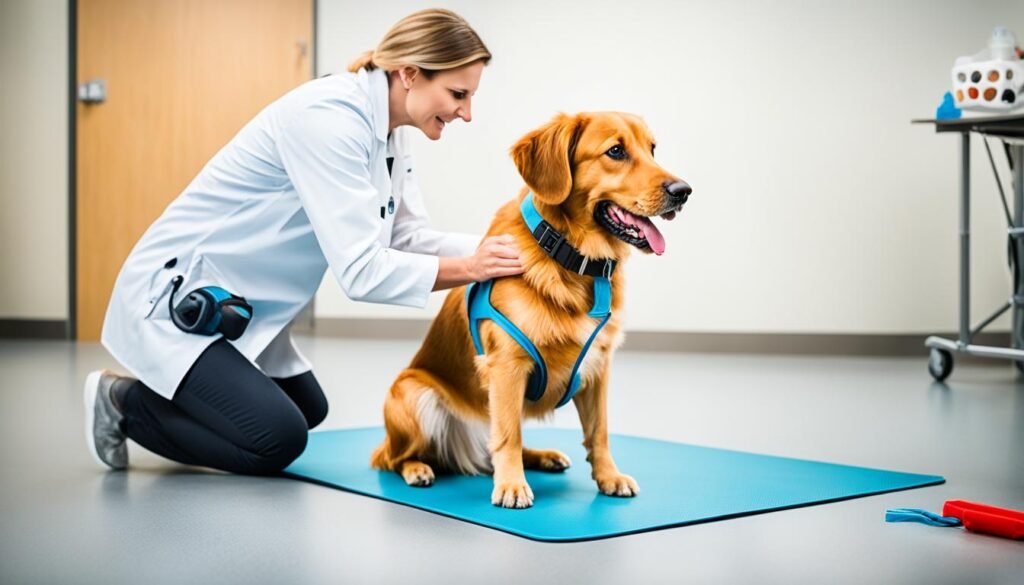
[[465, 193, 617, 408]]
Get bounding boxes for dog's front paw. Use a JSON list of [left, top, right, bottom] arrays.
[[491, 480, 535, 509], [596, 472, 639, 497], [400, 461, 435, 487], [523, 448, 572, 472]]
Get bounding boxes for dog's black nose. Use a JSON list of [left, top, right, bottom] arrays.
[[663, 180, 692, 204]]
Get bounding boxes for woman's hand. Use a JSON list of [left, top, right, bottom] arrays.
[[433, 234, 524, 291], [466, 235, 523, 281]]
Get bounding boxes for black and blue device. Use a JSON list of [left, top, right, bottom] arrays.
[[168, 275, 253, 341]]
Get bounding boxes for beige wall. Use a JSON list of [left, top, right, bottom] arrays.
[[314, 0, 1024, 333], [0, 0, 68, 320], [3, 0, 1024, 335]]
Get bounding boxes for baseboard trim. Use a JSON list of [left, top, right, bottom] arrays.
[[2, 315, 999, 356], [313, 317, 432, 340], [614, 330, 1011, 357], [0, 319, 69, 340], [309, 318, 1010, 357], [0, 315, 1007, 357]]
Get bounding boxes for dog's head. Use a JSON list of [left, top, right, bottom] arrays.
[[511, 112, 690, 258]]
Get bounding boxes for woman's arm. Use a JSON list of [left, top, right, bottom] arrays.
[[433, 235, 523, 291], [434, 257, 474, 291], [277, 103, 440, 308]]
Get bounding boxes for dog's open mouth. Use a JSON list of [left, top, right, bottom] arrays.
[[594, 201, 668, 255]]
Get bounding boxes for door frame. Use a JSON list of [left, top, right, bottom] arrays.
[[67, 0, 319, 340]]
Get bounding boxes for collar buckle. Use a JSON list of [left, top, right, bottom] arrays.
[[537, 223, 565, 256]]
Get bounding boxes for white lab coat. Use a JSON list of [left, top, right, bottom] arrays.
[[101, 68, 480, 400]]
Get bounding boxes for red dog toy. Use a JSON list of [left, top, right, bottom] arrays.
[[942, 500, 1024, 540]]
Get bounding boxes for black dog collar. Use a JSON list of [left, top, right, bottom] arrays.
[[521, 193, 617, 278]]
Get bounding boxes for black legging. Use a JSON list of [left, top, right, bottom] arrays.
[[118, 338, 328, 475]]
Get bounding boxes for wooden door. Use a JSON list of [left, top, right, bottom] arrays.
[[75, 0, 313, 340]]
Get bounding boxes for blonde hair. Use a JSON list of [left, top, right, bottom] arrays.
[[347, 9, 491, 77]]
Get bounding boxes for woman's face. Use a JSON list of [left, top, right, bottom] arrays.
[[399, 61, 484, 140]]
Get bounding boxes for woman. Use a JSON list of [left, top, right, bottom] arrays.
[[84, 9, 523, 475]]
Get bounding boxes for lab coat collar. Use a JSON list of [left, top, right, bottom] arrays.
[[365, 68, 390, 144]]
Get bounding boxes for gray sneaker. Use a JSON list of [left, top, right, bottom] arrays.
[[84, 369, 129, 470]]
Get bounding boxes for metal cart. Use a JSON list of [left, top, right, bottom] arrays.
[[912, 113, 1024, 381]]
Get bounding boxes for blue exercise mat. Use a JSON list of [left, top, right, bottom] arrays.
[[283, 427, 944, 542]]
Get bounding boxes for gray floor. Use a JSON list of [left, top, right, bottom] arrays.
[[1, 336, 1021, 585]]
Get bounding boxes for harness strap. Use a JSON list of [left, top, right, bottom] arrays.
[[558, 276, 612, 406], [463, 192, 616, 408], [466, 280, 547, 401], [466, 276, 612, 407]]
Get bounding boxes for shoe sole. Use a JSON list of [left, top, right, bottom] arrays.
[[83, 370, 109, 469]]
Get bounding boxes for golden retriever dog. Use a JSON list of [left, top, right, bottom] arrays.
[[370, 111, 691, 508]]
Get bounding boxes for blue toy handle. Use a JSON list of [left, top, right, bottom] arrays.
[[885, 508, 962, 527]]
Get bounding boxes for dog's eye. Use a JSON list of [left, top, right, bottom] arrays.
[[651, 144, 656, 156], [605, 145, 627, 161]]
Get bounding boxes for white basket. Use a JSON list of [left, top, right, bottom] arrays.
[[951, 27, 1024, 112]]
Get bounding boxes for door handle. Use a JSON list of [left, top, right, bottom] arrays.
[[78, 78, 107, 104]]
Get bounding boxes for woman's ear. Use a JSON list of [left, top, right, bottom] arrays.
[[510, 113, 584, 206], [397, 65, 419, 90]]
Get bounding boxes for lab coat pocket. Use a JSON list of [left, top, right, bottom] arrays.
[[144, 255, 234, 321], [142, 257, 184, 320]]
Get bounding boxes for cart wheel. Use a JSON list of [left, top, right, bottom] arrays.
[[928, 348, 953, 381]]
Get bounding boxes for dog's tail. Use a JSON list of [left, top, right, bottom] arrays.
[[369, 438, 393, 470]]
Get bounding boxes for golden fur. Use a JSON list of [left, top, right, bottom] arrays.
[[370, 111, 688, 508]]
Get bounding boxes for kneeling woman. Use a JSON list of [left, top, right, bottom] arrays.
[[84, 9, 523, 475]]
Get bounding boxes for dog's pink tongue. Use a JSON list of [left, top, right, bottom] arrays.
[[634, 215, 666, 255]]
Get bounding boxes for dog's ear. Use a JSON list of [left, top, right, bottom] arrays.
[[510, 113, 584, 206]]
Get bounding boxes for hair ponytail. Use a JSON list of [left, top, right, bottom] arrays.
[[347, 49, 377, 73], [345, 9, 491, 76]]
